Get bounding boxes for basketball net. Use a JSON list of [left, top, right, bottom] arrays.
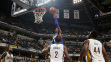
[[33, 7, 46, 24]]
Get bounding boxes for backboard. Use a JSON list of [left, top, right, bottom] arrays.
[[11, 0, 54, 17]]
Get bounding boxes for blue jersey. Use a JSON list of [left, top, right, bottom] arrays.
[[51, 33, 63, 44]]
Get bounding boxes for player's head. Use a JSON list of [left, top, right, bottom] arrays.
[[89, 30, 98, 39], [9, 47, 13, 53], [55, 28, 58, 33], [55, 35, 61, 43]]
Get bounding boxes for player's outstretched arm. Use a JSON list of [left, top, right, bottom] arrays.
[[42, 45, 50, 54], [64, 45, 71, 62], [0, 52, 7, 62], [102, 45, 109, 62], [78, 40, 89, 62], [54, 16, 59, 28], [50, 7, 62, 34], [57, 27, 62, 35], [51, 8, 60, 28]]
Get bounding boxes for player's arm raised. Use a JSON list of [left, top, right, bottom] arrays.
[[0, 52, 7, 62], [78, 40, 89, 62], [42, 45, 51, 54], [52, 8, 62, 35], [64, 45, 71, 62], [57, 27, 62, 35], [51, 8, 60, 28], [102, 44, 109, 62]]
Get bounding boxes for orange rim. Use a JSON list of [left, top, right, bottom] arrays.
[[33, 7, 46, 13]]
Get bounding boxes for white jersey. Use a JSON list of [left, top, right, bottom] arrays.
[[88, 39, 105, 62], [50, 44, 64, 62], [5, 52, 13, 62]]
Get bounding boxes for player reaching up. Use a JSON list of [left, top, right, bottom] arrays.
[[78, 31, 109, 62], [50, 7, 63, 44], [42, 35, 71, 62]]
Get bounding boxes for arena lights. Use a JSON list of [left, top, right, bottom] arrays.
[[38, 0, 51, 6], [73, 0, 82, 4]]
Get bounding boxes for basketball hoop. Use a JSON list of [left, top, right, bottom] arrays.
[[33, 7, 46, 24]]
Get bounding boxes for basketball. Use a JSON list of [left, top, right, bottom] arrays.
[[49, 7, 56, 14]]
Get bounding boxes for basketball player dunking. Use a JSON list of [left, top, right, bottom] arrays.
[[50, 7, 64, 62], [78, 31, 109, 62], [50, 7, 63, 45], [0, 48, 13, 62], [42, 35, 71, 62]]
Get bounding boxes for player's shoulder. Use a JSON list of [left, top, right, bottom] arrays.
[[96, 40, 103, 45], [84, 39, 89, 43], [96, 39, 101, 42], [47, 45, 51, 50], [4, 51, 7, 54], [2, 51, 7, 56], [48, 45, 51, 47], [84, 40, 90, 44]]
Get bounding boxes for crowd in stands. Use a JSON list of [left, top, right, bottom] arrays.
[[0, 11, 111, 62], [65, 41, 82, 54], [13, 58, 49, 62], [13, 58, 43, 62], [104, 43, 111, 52], [67, 45, 81, 54], [0, 15, 111, 39], [6, 18, 33, 32], [0, 15, 91, 35], [0, 13, 111, 55], [99, 31, 111, 38], [0, 32, 43, 50]]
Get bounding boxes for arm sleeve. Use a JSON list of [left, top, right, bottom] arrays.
[[60, 37, 64, 44], [51, 40, 55, 45], [54, 17, 59, 27]]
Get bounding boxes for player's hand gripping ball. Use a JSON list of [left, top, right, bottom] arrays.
[[49, 7, 56, 14]]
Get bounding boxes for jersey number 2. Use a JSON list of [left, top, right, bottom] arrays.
[[55, 51, 58, 58], [94, 47, 100, 54]]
